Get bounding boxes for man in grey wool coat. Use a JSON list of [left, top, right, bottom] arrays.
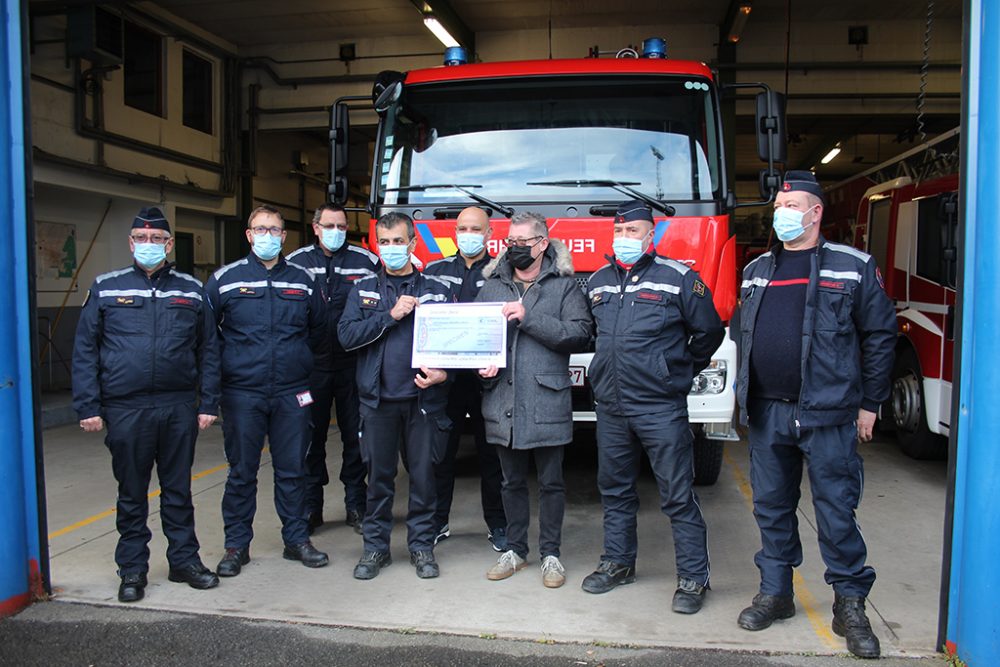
[[475, 211, 592, 589]]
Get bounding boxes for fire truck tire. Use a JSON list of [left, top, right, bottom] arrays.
[[891, 348, 948, 460], [692, 434, 723, 486]]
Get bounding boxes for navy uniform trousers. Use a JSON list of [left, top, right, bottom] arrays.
[[596, 405, 710, 586], [303, 365, 367, 516], [747, 398, 875, 598], [360, 400, 447, 553], [220, 392, 311, 548], [434, 371, 506, 533], [105, 402, 201, 575]]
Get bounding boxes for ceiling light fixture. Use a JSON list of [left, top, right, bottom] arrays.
[[821, 145, 842, 164], [423, 15, 460, 48], [727, 2, 752, 44]]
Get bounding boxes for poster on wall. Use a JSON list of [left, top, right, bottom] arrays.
[[36, 221, 78, 292]]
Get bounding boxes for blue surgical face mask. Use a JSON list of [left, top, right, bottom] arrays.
[[380, 244, 410, 270], [252, 233, 282, 261], [612, 232, 650, 265], [773, 205, 817, 243], [321, 227, 346, 252], [133, 242, 167, 270], [456, 233, 485, 257]]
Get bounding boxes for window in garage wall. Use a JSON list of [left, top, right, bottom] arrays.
[[183, 50, 213, 135], [123, 20, 163, 116]]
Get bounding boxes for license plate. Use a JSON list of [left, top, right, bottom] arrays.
[[569, 365, 586, 387]]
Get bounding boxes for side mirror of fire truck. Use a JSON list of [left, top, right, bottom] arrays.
[[329, 102, 351, 205], [373, 79, 403, 115], [755, 90, 787, 165]]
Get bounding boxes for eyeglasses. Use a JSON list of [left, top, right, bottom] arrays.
[[503, 236, 543, 248], [250, 226, 284, 237], [130, 233, 169, 245]]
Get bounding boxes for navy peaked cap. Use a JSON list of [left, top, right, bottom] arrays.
[[781, 170, 824, 201], [132, 206, 171, 233], [614, 200, 654, 224]]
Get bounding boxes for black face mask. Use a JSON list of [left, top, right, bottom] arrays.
[[507, 244, 538, 270]]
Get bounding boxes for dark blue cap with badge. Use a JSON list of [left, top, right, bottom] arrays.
[[132, 206, 170, 233], [780, 170, 825, 201], [614, 200, 654, 224]]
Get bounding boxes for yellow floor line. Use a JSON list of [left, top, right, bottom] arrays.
[[723, 448, 839, 650], [47, 457, 244, 541]]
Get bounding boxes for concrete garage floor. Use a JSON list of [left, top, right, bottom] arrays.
[[38, 419, 946, 660]]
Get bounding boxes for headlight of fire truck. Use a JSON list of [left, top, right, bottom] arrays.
[[691, 360, 727, 395]]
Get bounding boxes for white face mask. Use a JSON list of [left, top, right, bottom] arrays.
[[773, 205, 818, 242]]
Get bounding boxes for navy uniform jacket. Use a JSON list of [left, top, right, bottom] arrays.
[[72, 263, 221, 418], [423, 253, 492, 303], [587, 251, 724, 416], [735, 237, 897, 427], [337, 269, 453, 413], [205, 253, 326, 397], [286, 242, 380, 371]]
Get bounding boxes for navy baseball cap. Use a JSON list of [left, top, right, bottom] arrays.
[[132, 206, 170, 233], [781, 170, 825, 201], [614, 200, 654, 224]]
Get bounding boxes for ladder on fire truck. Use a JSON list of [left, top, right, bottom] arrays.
[[828, 127, 960, 192]]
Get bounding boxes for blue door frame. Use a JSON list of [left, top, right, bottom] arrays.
[[944, 0, 1000, 663], [0, 0, 45, 615]]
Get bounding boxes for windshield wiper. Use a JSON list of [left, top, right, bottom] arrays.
[[526, 180, 676, 216], [384, 184, 514, 217]]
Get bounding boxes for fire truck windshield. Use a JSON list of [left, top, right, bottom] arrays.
[[377, 75, 722, 208]]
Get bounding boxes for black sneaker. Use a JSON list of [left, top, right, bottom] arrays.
[[738, 593, 796, 631], [217, 547, 250, 578], [433, 523, 450, 546], [488, 527, 508, 553], [117, 572, 147, 603], [581, 560, 636, 594], [345, 509, 363, 535], [409, 550, 440, 579], [671, 577, 706, 614], [353, 550, 392, 580], [167, 562, 220, 590], [282, 541, 330, 568], [832, 594, 881, 659]]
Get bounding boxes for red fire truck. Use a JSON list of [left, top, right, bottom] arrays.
[[830, 129, 959, 459], [330, 40, 787, 484]]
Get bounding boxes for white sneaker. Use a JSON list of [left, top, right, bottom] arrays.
[[541, 555, 566, 588], [487, 550, 527, 581]]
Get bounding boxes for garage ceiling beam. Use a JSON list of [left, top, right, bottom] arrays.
[[410, 0, 475, 55]]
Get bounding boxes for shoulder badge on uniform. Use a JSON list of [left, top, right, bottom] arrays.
[[361, 296, 380, 308], [692, 280, 706, 297], [239, 286, 256, 296], [876, 267, 885, 290], [592, 293, 603, 305], [116, 296, 134, 305]]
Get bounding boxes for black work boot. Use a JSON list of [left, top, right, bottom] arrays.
[[283, 541, 330, 568], [580, 560, 636, 594], [832, 594, 881, 659], [737, 593, 796, 631], [671, 577, 707, 614], [117, 572, 147, 603], [217, 547, 250, 578]]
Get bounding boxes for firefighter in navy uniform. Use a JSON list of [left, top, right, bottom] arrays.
[[735, 171, 896, 659], [338, 212, 453, 580], [72, 206, 221, 603], [581, 200, 724, 614], [423, 206, 507, 551], [287, 204, 379, 535], [206, 205, 329, 577]]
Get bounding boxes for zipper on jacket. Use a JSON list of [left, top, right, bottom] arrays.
[[793, 246, 821, 433]]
